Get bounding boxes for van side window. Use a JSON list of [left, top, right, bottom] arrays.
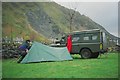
[[72, 37, 80, 42], [72, 34, 80, 42], [83, 36, 89, 40]]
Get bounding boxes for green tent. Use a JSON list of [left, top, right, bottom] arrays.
[[21, 42, 73, 63]]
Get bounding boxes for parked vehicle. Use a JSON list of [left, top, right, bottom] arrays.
[[51, 29, 108, 59]]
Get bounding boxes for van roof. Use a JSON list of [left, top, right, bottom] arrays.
[[71, 29, 101, 34], [64, 29, 101, 35], [73, 29, 100, 33]]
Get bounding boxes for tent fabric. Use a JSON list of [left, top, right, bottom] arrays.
[[21, 42, 73, 63]]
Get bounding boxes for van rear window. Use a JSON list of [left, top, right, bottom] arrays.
[[92, 36, 98, 40]]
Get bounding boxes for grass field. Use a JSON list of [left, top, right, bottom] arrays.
[[2, 53, 118, 78]]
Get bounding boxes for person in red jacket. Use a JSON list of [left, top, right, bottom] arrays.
[[67, 35, 72, 53]]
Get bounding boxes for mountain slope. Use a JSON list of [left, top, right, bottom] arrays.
[[2, 2, 116, 43]]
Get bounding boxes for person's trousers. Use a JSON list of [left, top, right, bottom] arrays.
[[17, 51, 27, 63]]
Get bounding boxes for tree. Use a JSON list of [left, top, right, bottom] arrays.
[[68, 8, 76, 33], [65, 2, 77, 33]]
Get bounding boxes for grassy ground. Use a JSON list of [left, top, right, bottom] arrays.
[[2, 53, 118, 78]]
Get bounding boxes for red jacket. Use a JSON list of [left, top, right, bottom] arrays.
[[67, 35, 72, 53]]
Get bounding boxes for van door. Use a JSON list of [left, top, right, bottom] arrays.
[[102, 32, 108, 50], [71, 34, 81, 53]]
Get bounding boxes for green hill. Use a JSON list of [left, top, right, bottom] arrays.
[[2, 2, 117, 43]]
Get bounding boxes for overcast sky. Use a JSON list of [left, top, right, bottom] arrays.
[[53, 0, 118, 37]]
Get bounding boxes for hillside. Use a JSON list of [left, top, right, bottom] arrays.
[[2, 2, 116, 43]]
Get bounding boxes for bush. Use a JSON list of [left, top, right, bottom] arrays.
[[2, 42, 21, 59]]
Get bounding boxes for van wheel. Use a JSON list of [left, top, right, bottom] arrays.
[[91, 52, 99, 58], [80, 49, 91, 59]]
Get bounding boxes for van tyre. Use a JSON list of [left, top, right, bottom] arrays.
[[80, 49, 92, 59]]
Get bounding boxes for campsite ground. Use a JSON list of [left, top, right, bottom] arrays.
[[2, 53, 118, 78]]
